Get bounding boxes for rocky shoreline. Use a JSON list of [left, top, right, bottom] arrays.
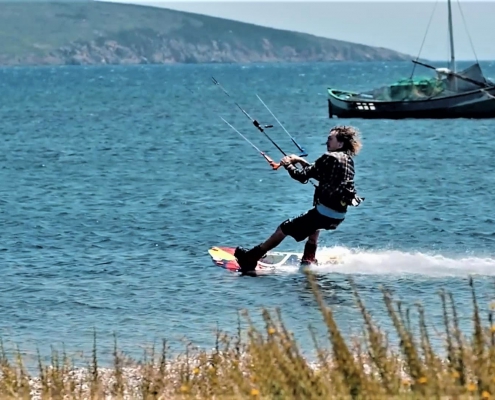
[[0, 37, 411, 67]]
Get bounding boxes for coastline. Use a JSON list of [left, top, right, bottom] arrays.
[[0, 2, 412, 68]]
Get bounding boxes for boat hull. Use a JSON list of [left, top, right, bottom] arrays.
[[327, 87, 495, 119]]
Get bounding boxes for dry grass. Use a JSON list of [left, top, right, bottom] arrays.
[[1, 272, 494, 399]]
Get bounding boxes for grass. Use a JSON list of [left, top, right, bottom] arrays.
[[1, 272, 494, 399]]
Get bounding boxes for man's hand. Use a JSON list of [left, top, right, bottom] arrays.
[[280, 155, 296, 166], [280, 154, 309, 167]]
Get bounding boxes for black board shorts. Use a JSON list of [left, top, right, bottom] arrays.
[[280, 207, 344, 242]]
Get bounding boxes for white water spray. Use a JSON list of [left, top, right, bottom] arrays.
[[278, 246, 495, 278]]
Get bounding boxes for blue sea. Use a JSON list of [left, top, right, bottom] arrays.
[[1, 60, 495, 369]]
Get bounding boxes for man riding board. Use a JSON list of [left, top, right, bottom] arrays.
[[234, 125, 364, 274]]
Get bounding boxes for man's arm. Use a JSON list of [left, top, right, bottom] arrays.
[[284, 154, 320, 183], [284, 153, 334, 184], [285, 163, 314, 183]]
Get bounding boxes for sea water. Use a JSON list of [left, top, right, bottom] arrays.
[[1, 60, 495, 367]]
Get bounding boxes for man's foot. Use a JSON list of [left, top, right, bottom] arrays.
[[234, 245, 266, 273], [234, 246, 258, 273], [300, 258, 318, 267]]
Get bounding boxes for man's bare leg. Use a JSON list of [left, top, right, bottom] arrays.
[[258, 226, 287, 254], [301, 230, 320, 265]]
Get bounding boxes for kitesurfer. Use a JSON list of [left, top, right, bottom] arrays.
[[235, 125, 364, 274]]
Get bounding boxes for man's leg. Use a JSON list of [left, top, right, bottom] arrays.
[[301, 230, 320, 266], [258, 226, 287, 253], [235, 209, 317, 272], [300, 214, 346, 266]]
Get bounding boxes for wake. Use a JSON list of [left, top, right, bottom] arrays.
[[285, 246, 495, 277]]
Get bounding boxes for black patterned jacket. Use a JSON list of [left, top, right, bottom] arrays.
[[285, 151, 362, 213]]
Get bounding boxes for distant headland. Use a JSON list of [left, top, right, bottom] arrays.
[[0, 1, 413, 66]]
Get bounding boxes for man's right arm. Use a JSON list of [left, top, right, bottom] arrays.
[[285, 163, 313, 183], [285, 156, 322, 183], [285, 153, 334, 184]]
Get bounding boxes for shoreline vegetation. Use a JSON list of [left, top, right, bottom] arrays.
[[1, 273, 494, 399], [0, 2, 413, 67]]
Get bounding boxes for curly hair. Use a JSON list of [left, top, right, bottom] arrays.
[[331, 125, 362, 156]]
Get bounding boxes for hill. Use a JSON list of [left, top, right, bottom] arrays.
[[0, 1, 413, 66]]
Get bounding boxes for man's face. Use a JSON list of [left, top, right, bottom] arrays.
[[326, 130, 343, 152]]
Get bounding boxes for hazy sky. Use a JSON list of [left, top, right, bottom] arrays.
[[100, 0, 495, 61]]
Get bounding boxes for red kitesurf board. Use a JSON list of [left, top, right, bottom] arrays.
[[208, 246, 342, 275]]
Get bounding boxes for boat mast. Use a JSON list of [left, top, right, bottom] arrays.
[[447, 0, 457, 89]]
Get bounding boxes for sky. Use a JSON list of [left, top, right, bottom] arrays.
[[99, 0, 495, 61]]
